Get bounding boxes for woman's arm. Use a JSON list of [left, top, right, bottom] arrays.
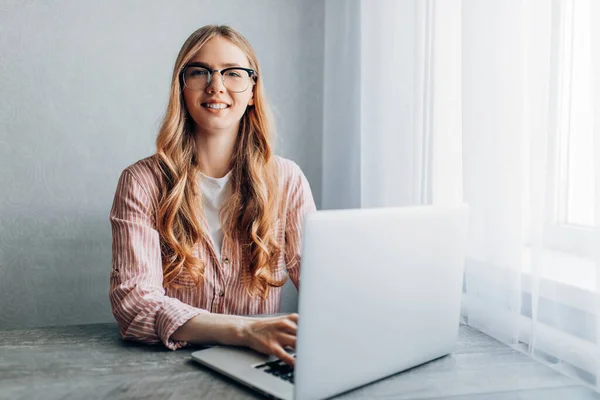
[[172, 313, 299, 366], [109, 168, 207, 350], [170, 313, 249, 345]]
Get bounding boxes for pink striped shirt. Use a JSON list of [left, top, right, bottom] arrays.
[[109, 155, 316, 350]]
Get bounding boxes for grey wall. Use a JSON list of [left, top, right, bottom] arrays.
[[0, 0, 324, 329]]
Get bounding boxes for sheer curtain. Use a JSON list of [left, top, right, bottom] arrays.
[[322, 0, 462, 209], [322, 0, 600, 389]]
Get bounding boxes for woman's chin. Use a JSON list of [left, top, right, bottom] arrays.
[[194, 120, 240, 135]]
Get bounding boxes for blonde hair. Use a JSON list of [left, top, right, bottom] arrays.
[[155, 25, 284, 299]]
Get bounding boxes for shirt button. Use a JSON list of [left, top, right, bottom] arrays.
[[223, 257, 230, 265], [219, 290, 225, 297]]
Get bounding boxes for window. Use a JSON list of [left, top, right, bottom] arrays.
[[557, 0, 594, 228], [541, 0, 596, 293]]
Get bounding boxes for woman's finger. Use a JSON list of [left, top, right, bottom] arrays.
[[272, 344, 295, 366], [287, 313, 299, 322], [277, 318, 297, 334], [278, 332, 297, 349]]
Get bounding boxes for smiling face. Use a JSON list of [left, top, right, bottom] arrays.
[[182, 36, 255, 136]]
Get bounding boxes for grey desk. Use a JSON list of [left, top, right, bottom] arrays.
[[1, 323, 599, 400]]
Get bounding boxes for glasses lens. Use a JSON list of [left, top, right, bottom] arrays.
[[184, 67, 210, 90], [222, 68, 251, 92]]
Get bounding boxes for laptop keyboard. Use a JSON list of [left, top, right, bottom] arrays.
[[254, 356, 295, 384]]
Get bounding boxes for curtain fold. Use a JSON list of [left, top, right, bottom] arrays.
[[591, 0, 600, 390]]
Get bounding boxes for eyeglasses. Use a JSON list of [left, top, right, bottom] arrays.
[[181, 63, 256, 93]]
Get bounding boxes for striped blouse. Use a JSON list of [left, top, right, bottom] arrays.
[[109, 155, 316, 350]]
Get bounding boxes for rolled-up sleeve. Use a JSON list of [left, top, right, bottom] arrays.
[[109, 169, 206, 350], [284, 165, 317, 289]]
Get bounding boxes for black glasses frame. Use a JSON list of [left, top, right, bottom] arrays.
[[180, 62, 257, 92]]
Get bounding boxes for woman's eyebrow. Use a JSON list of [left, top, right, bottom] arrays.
[[189, 61, 243, 68], [222, 62, 242, 68]]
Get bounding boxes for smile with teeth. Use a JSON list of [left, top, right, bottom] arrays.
[[202, 103, 230, 110]]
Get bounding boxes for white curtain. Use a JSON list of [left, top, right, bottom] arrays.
[[323, 0, 600, 390]]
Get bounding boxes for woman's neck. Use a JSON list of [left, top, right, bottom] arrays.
[[194, 127, 238, 178]]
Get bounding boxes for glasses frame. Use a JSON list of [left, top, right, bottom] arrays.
[[180, 62, 257, 93]]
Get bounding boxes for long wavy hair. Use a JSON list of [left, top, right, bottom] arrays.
[[155, 25, 284, 299]]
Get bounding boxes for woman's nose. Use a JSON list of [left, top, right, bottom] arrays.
[[206, 71, 226, 93]]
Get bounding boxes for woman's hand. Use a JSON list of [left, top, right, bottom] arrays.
[[242, 313, 298, 366]]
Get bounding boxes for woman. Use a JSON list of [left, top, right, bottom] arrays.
[[109, 25, 315, 366]]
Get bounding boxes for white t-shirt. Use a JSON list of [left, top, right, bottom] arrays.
[[198, 170, 232, 261]]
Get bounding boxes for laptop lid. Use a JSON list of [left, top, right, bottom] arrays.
[[293, 204, 468, 400]]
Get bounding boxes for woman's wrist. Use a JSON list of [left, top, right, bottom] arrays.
[[202, 313, 254, 347], [233, 317, 252, 347], [172, 313, 252, 346]]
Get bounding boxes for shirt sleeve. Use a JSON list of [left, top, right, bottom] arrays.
[[109, 169, 207, 350], [284, 165, 317, 289]]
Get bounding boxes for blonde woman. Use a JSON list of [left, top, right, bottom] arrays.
[[109, 25, 315, 366]]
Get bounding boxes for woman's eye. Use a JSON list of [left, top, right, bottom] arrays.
[[190, 69, 208, 77], [226, 71, 242, 78]]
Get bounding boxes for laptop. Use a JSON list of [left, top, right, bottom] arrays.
[[191, 205, 469, 400]]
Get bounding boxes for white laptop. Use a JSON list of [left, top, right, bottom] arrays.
[[191, 205, 469, 400]]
